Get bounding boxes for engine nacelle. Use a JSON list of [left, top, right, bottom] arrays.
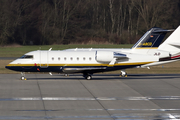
[[96, 51, 114, 63]]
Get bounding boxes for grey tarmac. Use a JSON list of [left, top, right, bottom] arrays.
[[0, 73, 180, 120], [0, 57, 17, 60]]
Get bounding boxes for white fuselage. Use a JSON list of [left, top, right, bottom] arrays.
[[6, 48, 172, 74]]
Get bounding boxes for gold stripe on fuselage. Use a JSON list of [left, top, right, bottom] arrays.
[[6, 62, 154, 67]]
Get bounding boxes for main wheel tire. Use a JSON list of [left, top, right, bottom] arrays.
[[64, 74, 69, 77], [120, 71, 127, 77], [86, 75, 92, 80]]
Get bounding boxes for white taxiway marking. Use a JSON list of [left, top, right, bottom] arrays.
[[1, 96, 180, 101]]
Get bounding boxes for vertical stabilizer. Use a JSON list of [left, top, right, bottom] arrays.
[[158, 26, 180, 53], [132, 27, 173, 49]]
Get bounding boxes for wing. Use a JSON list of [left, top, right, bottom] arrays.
[[63, 67, 107, 73]]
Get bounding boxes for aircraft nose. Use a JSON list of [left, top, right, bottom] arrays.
[[5, 64, 19, 71], [5, 64, 12, 70]]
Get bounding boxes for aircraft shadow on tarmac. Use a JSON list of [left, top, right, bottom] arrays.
[[26, 74, 180, 81]]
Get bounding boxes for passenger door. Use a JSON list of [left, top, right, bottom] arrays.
[[40, 51, 48, 68]]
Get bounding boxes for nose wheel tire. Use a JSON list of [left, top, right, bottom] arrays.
[[20, 76, 27, 80]]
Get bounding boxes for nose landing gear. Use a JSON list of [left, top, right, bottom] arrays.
[[20, 72, 27, 80]]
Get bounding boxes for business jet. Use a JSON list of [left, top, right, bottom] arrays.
[[6, 26, 180, 80]]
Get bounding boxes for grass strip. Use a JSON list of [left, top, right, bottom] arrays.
[[0, 44, 133, 57]]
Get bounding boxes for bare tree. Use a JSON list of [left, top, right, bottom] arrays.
[[109, 0, 115, 34], [133, 0, 167, 29], [0, 0, 180, 45]]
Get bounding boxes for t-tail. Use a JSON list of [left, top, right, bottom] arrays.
[[132, 27, 173, 49], [141, 25, 180, 68], [158, 25, 180, 61]]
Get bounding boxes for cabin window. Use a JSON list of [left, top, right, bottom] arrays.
[[89, 57, 92, 61], [20, 55, 33, 59], [83, 57, 86, 60], [52, 57, 54, 60], [70, 57, 73, 60], [64, 57, 67, 60], [77, 57, 79, 60], [58, 57, 60, 60]]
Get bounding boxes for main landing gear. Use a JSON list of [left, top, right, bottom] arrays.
[[120, 70, 127, 77], [20, 72, 27, 80], [83, 73, 92, 80], [64, 73, 69, 77]]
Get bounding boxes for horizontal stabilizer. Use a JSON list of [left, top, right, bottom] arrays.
[[168, 42, 180, 47]]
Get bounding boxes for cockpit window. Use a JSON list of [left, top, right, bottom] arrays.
[[20, 55, 33, 59]]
